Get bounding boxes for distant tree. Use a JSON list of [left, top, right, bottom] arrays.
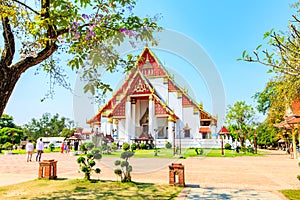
[[0, 114, 23, 145], [0, 114, 17, 128], [225, 101, 256, 147], [23, 113, 74, 140], [255, 120, 280, 148], [60, 127, 75, 138], [0, 0, 160, 117]]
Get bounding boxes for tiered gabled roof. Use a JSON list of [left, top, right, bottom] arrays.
[[87, 47, 215, 124]]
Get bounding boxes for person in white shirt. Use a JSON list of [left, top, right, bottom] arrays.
[[25, 140, 34, 162], [36, 138, 44, 162]]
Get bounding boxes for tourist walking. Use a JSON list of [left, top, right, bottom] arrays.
[[36, 138, 44, 162], [25, 140, 34, 162], [60, 142, 65, 153]]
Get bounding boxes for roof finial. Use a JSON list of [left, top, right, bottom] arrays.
[[145, 42, 148, 47]]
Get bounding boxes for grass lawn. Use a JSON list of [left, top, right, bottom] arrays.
[[280, 190, 300, 200], [0, 179, 182, 199], [183, 148, 263, 158], [1, 147, 263, 158]]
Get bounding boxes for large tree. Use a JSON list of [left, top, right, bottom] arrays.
[[241, 2, 300, 152], [241, 2, 300, 105], [225, 101, 256, 147], [0, 0, 160, 116]]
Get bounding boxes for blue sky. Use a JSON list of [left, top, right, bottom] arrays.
[[4, 0, 296, 126]]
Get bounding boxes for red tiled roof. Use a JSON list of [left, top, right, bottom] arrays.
[[199, 127, 210, 133], [219, 126, 229, 134], [292, 101, 300, 116]]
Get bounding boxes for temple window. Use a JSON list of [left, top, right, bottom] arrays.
[[184, 129, 190, 138]]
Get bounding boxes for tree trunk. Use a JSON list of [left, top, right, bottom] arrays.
[[0, 43, 58, 117], [0, 67, 22, 116]]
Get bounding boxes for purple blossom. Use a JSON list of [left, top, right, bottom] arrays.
[[72, 22, 80, 29], [127, 30, 134, 37], [57, 35, 64, 43], [127, 5, 134, 11], [66, 5, 70, 10], [89, 24, 96, 30], [119, 28, 127, 33], [82, 14, 89, 20]]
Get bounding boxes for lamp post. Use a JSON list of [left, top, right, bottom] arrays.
[[172, 127, 175, 156], [220, 133, 224, 156], [179, 130, 182, 155], [210, 121, 224, 155], [154, 128, 158, 156]]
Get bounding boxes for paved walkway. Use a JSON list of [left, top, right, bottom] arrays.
[[0, 150, 299, 199]]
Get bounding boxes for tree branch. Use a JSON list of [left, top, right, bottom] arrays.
[[12, 0, 40, 15], [0, 17, 15, 67], [13, 43, 58, 74]]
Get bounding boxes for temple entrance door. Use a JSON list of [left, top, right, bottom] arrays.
[[142, 124, 149, 135]]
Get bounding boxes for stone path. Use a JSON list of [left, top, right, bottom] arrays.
[[0, 150, 299, 199]]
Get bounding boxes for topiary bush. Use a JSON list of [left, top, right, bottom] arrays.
[[111, 142, 118, 151], [139, 143, 146, 150], [77, 148, 102, 181], [80, 142, 95, 154], [114, 150, 134, 182], [48, 143, 55, 152], [122, 142, 130, 151], [165, 141, 172, 149], [130, 143, 137, 151], [224, 143, 232, 150]]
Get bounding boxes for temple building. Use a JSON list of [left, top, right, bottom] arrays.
[[87, 47, 218, 148]]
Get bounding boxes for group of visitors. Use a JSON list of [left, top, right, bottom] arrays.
[[60, 141, 71, 153], [25, 138, 44, 162], [25, 138, 81, 162]]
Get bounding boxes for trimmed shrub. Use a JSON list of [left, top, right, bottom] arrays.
[[111, 142, 117, 151], [114, 150, 134, 182], [122, 142, 130, 151], [224, 143, 231, 150], [77, 148, 102, 180], [139, 143, 146, 150], [165, 141, 172, 149], [130, 143, 137, 151]]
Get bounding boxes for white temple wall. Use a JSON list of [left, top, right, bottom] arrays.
[[183, 107, 199, 139], [149, 78, 168, 101], [118, 119, 126, 141], [168, 91, 182, 119], [156, 117, 168, 139]]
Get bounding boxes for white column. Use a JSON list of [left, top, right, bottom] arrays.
[[107, 118, 113, 135], [131, 98, 136, 138], [168, 116, 175, 144], [125, 97, 131, 143], [148, 95, 154, 138]]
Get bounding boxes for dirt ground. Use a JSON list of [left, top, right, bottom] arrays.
[[0, 149, 299, 193]]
